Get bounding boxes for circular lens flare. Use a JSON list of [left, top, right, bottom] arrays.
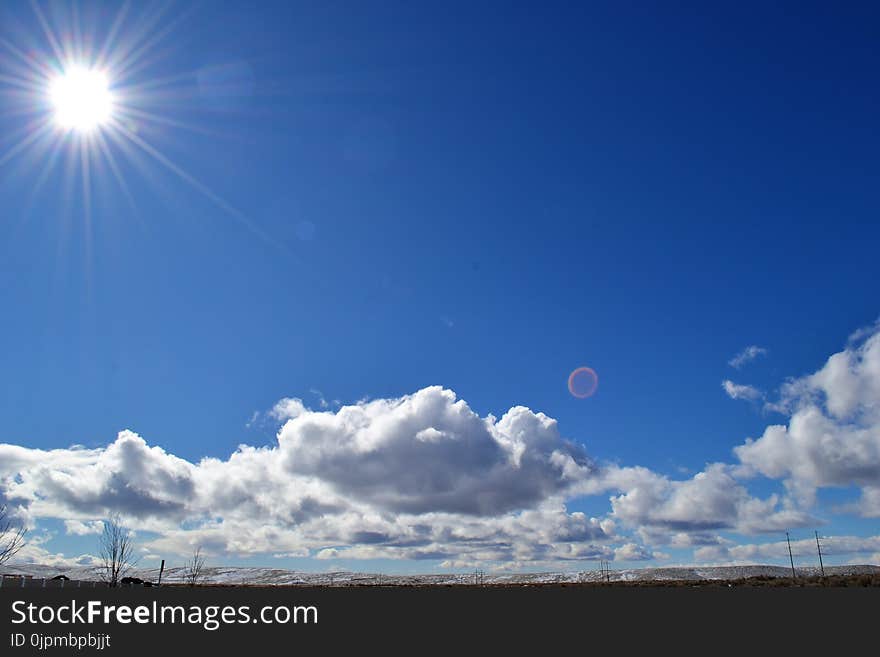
[[49, 66, 114, 132], [568, 366, 599, 398]]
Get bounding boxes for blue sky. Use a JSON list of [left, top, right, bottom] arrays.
[[1, 1, 879, 574]]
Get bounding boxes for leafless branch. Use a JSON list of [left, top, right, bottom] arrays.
[[183, 546, 206, 586], [0, 505, 27, 566], [98, 513, 137, 587]]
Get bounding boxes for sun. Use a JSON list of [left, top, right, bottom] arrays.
[[49, 66, 115, 133], [2, 3, 272, 247]]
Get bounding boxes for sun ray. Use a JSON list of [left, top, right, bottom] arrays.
[[73, 137, 95, 297], [70, 1, 84, 61], [6, 121, 55, 175], [0, 37, 55, 82], [79, 136, 92, 226], [116, 69, 199, 94], [0, 119, 54, 167], [114, 105, 238, 141], [28, 0, 66, 67], [93, 129, 139, 218], [2, 128, 61, 235], [20, 134, 66, 221], [0, 72, 46, 95], [111, 118, 281, 249], [0, 98, 48, 122], [105, 1, 176, 77], [96, 1, 131, 69], [115, 26, 187, 82]]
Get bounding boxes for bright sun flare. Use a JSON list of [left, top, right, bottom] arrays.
[[49, 66, 114, 132], [1, 3, 265, 246]]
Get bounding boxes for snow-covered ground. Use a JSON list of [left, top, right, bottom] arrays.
[[2, 563, 878, 586]]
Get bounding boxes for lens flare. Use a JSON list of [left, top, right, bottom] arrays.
[[568, 366, 599, 398]]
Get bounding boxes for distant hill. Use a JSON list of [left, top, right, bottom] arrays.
[[3, 563, 879, 586]]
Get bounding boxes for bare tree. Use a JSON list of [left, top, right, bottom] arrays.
[[183, 546, 206, 586], [0, 505, 27, 567], [98, 513, 137, 587]]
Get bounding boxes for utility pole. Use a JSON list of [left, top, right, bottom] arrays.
[[815, 531, 825, 577], [786, 532, 796, 580], [157, 559, 165, 587]]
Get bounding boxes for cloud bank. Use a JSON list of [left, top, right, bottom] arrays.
[[2, 326, 880, 569]]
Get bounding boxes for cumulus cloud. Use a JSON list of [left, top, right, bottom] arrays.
[[3, 323, 880, 570], [270, 397, 309, 421], [736, 328, 880, 512], [277, 387, 594, 515], [614, 543, 657, 561], [10, 543, 101, 569], [605, 464, 814, 535], [729, 345, 768, 369], [722, 380, 763, 401], [3, 431, 195, 523], [0, 387, 618, 567]]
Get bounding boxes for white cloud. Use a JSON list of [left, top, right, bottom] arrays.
[[722, 380, 762, 401], [309, 390, 331, 410], [63, 520, 105, 536], [736, 328, 880, 512], [729, 345, 768, 369], [7, 541, 101, 569], [605, 464, 814, 535], [847, 318, 880, 345], [0, 388, 614, 566], [667, 532, 729, 548], [3, 324, 880, 569], [3, 430, 196, 524], [270, 397, 308, 421], [613, 543, 656, 561], [694, 535, 880, 565], [277, 387, 595, 515]]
